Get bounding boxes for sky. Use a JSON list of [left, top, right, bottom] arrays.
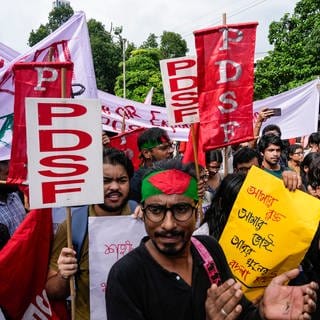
[[0, 0, 298, 60]]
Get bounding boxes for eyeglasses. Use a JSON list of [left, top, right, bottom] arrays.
[[141, 202, 197, 223], [293, 152, 304, 155]]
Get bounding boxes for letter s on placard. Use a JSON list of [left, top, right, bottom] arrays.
[[39, 155, 88, 177]]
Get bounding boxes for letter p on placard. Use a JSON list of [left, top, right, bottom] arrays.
[[25, 97, 104, 209]]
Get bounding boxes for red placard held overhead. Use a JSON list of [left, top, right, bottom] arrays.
[[194, 22, 258, 151]]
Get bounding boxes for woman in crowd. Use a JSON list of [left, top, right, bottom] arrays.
[[287, 143, 304, 175]]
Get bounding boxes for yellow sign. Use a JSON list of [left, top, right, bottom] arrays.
[[219, 166, 320, 301]]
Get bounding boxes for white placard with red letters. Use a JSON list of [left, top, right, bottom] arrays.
[[25, 98, 104, 209], [160, 56, 199, 126]]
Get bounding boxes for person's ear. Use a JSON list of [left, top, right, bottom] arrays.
[[141, 149, 152, 160]]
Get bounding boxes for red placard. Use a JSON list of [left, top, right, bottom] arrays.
[[194, 22, 258, 151]]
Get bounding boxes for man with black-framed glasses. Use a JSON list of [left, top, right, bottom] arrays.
[[129, 127, 175, 202], [106, 159, 317, 320]]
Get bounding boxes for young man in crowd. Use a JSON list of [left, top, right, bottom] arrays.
[[232, 147, 260, 174], [106, 159, 317, 320], [45, 148, 137, 320], [129, 127, 174, 202], [258, 134, 301, 191]]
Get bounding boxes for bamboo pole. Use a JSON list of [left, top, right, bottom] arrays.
[[222, 13, 229, 177], [190, 124, 204, 222], [61, 67, 76, 320]]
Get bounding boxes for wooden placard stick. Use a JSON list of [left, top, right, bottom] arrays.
[[61, 66, 76, 320], [190, 124, 204, 222]]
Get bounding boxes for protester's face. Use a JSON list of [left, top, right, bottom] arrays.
[[207, 161, 221, 177], [99, 163, 130, 213], [290, 148, 304, 163], [150, 141, 174, 162], [235, 157, 259, 174], [143, 193, 197, 257], [262, 144, 281, 166]]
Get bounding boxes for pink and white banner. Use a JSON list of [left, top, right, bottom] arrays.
[[99, 90, 190, 141], [0, 11, 97, 160]]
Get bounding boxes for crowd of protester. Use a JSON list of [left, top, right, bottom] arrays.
[[1, 107, 320, 319]]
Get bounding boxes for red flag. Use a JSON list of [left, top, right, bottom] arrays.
[[194, 22, 258, 151], [181, 123, 205, 168], [109, 127, 147, 170], [7, 61, 73, 185], [0, 209, 63, 319]]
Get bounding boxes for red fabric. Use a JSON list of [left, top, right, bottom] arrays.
[[194, 22, 258, 151], [149, 169, 192, 194], [0, 209, 64, 319], [109, 127, 147, 170], [182, 123, 205, 167], [7, 61, 73, 185]]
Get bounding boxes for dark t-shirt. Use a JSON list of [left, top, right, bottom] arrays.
[[106, 236, 261, 320]]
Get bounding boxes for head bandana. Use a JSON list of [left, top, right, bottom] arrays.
[[141, 169, 198, 202], [140, 135, 170, 150]]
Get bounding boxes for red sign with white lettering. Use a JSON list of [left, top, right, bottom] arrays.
[[195, 22, 258, 150]]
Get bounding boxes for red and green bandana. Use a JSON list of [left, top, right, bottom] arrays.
[[141, 169, 198, 202], [140, 135, 170, 150]]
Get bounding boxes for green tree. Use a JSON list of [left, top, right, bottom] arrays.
[[114, 48, 165, 106], [28, 4, 74, 46], [88, 19, 123, 93], [254, 0, 320, 99], [160, 31, 188, 58], [140, 33, 158, 49]]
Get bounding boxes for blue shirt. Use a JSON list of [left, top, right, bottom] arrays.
[[0, 192, 26, 236]]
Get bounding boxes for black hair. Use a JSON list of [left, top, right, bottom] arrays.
[[103, 147, 134, 179], [262, 124, 282, 137], [258, 134, 284, 153], [300, 152, 320, 189], [308, 156, 320, 188], [308, 132, 320, 146], [287, 144, 304, 159], [232, 147, 260, 169], [201, 173, 246, 239], [205, 149, 223, 166], [137, 127, 169, 151]]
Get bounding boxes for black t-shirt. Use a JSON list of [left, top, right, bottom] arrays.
[[106, 235, 260, 320]]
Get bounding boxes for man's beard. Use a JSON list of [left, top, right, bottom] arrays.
[[151, 230, 188, 256], [97, 195, 129, 213]]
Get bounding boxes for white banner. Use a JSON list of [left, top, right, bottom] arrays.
[[0, 11, 97, 160], [253, 79, 320, 139], [99, 89, 190, 141], [26, 98, 103, 209], [89, 216, 146, 320], [160, 56, 199, 126]]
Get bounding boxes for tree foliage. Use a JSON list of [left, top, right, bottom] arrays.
[[114, 48, 165, 106], [160, 31, 188, 58], [28, 4, 74, 46], [140, 33, 158, 49], [254, 0, 320, 99], [87, 19, 123, 93]]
